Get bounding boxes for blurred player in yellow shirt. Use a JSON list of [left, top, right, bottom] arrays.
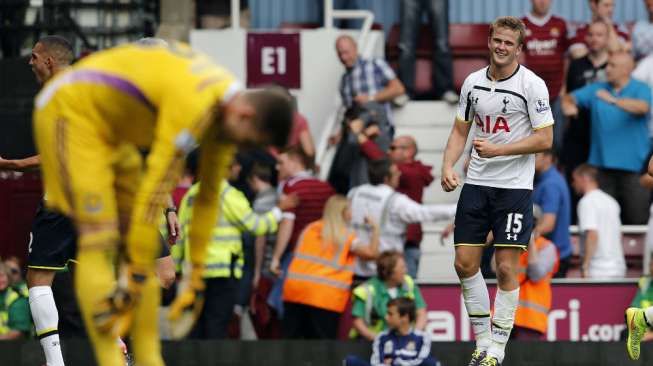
[[33, 40, 293, 366]]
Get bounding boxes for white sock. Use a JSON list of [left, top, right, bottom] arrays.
[[488, 287, 520, 363], [460, 270, 491, 351], [29, 286, 65, 366], [645, 306, 653, 328]]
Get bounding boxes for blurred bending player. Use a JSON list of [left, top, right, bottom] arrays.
[[32, 39, 293, 366], [0, 36, 180, 366]]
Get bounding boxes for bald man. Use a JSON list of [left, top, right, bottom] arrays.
[[335, 35, 405, 128], [388, 136, 435, 278], [562, 51, 652, 224]]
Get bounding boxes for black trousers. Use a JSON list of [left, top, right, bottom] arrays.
[[598, 168, 650, 224], [191, 276, 238, 339], [282, 302, 340, 339]]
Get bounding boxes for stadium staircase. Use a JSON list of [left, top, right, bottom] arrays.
[[393, 101, 462, 282]]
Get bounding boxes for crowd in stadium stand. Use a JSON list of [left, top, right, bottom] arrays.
[[3, 1, 653, 360]]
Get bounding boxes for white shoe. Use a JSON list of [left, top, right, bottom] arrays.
[[441, 90, 459, 104]]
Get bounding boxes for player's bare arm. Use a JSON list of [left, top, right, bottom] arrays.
[[473, 125, 553, 158], [441, 119, 472, 192], [0, 154, 40, 171]]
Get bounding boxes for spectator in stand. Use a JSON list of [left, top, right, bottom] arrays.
[[0, 262, 32, 340], [632, 0, 653, 61], [328, 104, 391, 194], [522, 0, 569, 151], [345, 298, 438, 366], [247, 163, 282, 339], [4, 257, 27, 298], [561, 19, 610, 222], [533, 150, 572, 277], [348, 159, 456, 280], [282, 195, 380, 339], [511, 205, 559, 340], [562, 51, 651, 224], [568, 0, 630, 59], [176, 173, 293, 339], [388, 136, 435, 279], [336, 35, 406, 129], [269, 147, 335, 318], [571, 164, 626, 279], [350, 251, 427, 341], [398, 0, 458, 103]]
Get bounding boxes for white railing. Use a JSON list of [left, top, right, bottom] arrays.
[[230, 0, 240, 29], [316, 0, 375, 179]]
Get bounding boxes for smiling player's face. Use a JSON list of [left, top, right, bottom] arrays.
[[488, 27, 522, 68]]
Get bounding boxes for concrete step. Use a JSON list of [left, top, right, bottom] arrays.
[[417, 252, 458, 281], [394, 125, 451, 154], [394, 101, 457, 127]]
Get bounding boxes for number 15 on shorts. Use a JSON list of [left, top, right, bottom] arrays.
[[505, 213, 522, 241]]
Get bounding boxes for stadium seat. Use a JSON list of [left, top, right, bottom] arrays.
[[386, 23, 489, 96]]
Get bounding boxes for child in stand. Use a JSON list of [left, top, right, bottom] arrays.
[[344, 297, 440, 366]]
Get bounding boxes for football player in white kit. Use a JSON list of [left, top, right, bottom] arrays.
[[440, 16, 554, 366]]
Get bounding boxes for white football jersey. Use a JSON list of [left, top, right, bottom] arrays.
[[456, 65, 554, 190]]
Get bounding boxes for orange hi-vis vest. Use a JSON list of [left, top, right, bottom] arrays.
[[282, 220, 357, 313], [514, 236, 559, 334]]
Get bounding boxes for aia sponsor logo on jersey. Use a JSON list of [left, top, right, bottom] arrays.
[[474, 114, 511, 134]]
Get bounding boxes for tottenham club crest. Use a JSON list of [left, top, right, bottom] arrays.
[[502, 97, 510, 113], [535, 98, 550, 114]]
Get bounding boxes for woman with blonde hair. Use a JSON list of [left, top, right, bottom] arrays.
[[282, 195, 379, 339]]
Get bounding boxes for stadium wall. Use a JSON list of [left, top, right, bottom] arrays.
[[0, 339, 650, 365], [249, 0, 649, 32]]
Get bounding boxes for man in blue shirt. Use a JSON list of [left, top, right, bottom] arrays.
[[534, 150, 572, 277], [562, 51, 652, 224]]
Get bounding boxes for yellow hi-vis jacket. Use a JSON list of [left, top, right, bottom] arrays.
[[173, 180, 280, 279]]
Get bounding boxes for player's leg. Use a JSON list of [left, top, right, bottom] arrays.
[[112, 144, 165, 366], [34, 106, 125, 365], [482, 188, 533, 365], [484, 247, 522, 365], [26, 207, 79, 366], [111, 137, 192, 363], [453, 184, 492, 365], [27, 268, 64, 366], [626, 306, 653, 360]]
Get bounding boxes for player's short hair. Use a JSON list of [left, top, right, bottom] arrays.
[[37, 35, 74, 66], [245, 88, 294, 148], [377, 250, 403, 281], [388, 297, 416, 323], [489, 16, 526, 45], [573, 163, 599, 182], [280, 145, 312, 170], [249, 162, 273, 184], [367, 158, 392, 185]]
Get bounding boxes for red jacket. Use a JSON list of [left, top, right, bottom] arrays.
[[396, 160, 434, 246]]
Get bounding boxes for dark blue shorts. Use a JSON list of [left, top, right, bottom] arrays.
[[28, 203, 171, 270], [453, 184, 533, 250]]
